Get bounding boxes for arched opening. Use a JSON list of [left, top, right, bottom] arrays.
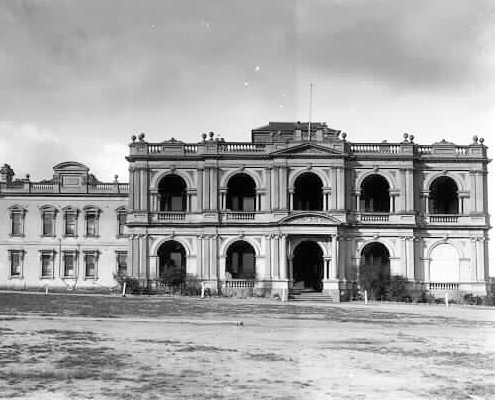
[[360, 175, 390, 212], [359, 242, 390, 299], [226, 174, 256, 211], [429, 177, 458, 214], [293, 241, 324, 291], [158, 175, 187, 211], [157, 240, 186, 283], [429, 244, 459, 282], [226, 241, 256, 279], [293, 173, 323, 211]]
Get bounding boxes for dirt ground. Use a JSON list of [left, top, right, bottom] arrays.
[[0, 293, 494, 399]]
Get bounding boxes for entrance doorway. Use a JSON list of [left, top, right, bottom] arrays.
[[157, 240, 186, 283], [293, 241, 323, 291]]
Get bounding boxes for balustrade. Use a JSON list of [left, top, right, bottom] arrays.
[[429, 215, 459, 223], [224, 279, 256, 288], [428, 282, 459, 291]]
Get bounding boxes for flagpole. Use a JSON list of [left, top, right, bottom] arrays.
[[308, 83, 313, 140]]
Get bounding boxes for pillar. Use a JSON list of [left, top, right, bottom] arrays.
[[271, 167, 279, 209], [279, 234, 287, 279], [279, 167, 287, 209], [289, 189, 294, 210], [210, 235, 218, 279], [336, 167, 344, 209], [271, 234, 278, 278], [324, 257, 331, 280], [331, 235, 338, 279], [209, 167, 217, 210], [197, 168, 204, 211], [197, 235, 203, 278], [469, 170, 476, 213], [203, 167, 209, 210], [331, 168, 338, 209], [265, 167, 272, 211], [405, 168, 413, 212]]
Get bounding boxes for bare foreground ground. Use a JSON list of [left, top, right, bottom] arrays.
[[0, 293, 494, 400]]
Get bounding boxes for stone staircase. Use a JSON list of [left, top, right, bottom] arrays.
[[289, 288, 334, 302]]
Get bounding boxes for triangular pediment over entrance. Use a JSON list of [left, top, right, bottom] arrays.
[[270, 143, 344, 157], [278, 212, 342, 226]]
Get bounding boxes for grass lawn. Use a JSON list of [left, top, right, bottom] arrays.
[[0, 292, 494, 399]]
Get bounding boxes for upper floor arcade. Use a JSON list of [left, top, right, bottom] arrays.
[[126, 124, 490, 229]]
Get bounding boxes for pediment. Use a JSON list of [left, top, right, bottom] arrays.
[[278, 212, 341, 226], [270, 143, 342, 156]]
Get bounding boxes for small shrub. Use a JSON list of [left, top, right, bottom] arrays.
[[113, 273, 141, 294], [388, 275, 411, 302], [463, 293, 484, 306], [182, 274, 202, 296]]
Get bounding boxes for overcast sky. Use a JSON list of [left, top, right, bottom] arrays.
[[1, 1, 495, 260]]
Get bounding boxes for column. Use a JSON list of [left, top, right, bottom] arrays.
[[469, 170, 476, 213], [476, 238, 484, 281], [475, 171, 483, 213], [279, 234, 287, 279], [256, 191, 262, 211], [220, 189, 227, 210], [405, 168, 413, 211], [197, 168, 203, 211], [203, 235, 210, 278], [209, 167, 217, 210], [336, 167, 344, 209], [197, 235, 203, 279], [140, 168, 148, 211], [264, 235, 272, 279], [331, 235, 338, 279], [129, 168, 135, 210], [271, 167, 279, 209], [271, 235, 278, 278], [331, 168, 338, 209], [288, 189, 294, 210], [139, 235, 148, 280], [324, 257, 331, 280], [288, 257, 293, 282], [279, 167, 287, 209], [355, 191, 361, 212], [398, 168, 406, 212], [406, 237, 414, 280], [211, 235, 218, 279], [265, 168, 271, 211], [203, 167, 210, 210]]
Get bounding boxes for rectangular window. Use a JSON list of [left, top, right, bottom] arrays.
[[43, 213, 54, 236], [86, 215, 97, 237], [118, 212, 126, 236], [84, 253, 96, 278], [65, 213, 76, 236], [41, 252, 54, 278], [63, 252, 76, 277], [9, 250, 22, 277], [117, 252, 127, 275], [12, 213, 22, 235]]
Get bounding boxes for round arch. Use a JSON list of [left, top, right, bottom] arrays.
[[220, 169, 261, 190], [288, 168, 329, 189], [290, 237, 330, 258], [356, 238, 396, 260], [426, 239, 463, 260], [292, 240, 324, 291], [355, 171, 396, 191], [225, 240, 256, 279], [424, 172, 464, 192], [151, 236, 192, 258], [428, 242, 460, 282], [157, 240, 187, 281], [219, 236, 261, 258], [150, 170, 192, 191]]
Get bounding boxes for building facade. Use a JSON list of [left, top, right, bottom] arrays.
[[126, 122, 490, 301], [0, 122, 490, 301], [0, 162, 128, 290]]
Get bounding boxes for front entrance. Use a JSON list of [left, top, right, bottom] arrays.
[[293, 241, 323, 292], [359, 242, 390, 299]]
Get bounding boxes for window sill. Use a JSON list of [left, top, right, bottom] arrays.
[[63, 235, 78, 238], [84, 276, 98, 280], [9, 275, 23, 279], [9, 234, 25, 238], [40, 276, 54, 280], [61, 276, 77, 280], [84, 235, 100, 239]]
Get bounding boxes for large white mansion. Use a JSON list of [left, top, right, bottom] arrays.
[[0, 122, 490, 301]]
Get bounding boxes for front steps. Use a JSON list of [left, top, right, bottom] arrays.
[[289, 288, 334, 302]]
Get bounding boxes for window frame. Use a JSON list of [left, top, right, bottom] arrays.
[[8, 249, 24, 278], [8, 205, 26, 237], [63, 207, 79, 237], [62, 250, 78, 278], [83, 206, 101, 238], [116, 207, 127, 238], [40, 205, 57, 237], [116, 250, 128, 276], [40, 250, 56, 279], [83, 250, 99, 279]]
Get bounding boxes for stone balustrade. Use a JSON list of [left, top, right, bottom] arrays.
[[428, 282, 460, 291]]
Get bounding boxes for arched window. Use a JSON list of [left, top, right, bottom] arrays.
[[226, 241, 256, 279], [360, 175, 390, 212], [429, 177, 458, 214], [226, 174, 256, 211], [293, 173, 323, 211], [158, 175, 187, 212]]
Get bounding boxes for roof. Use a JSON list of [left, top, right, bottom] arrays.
[[252, 121, 330, 132]]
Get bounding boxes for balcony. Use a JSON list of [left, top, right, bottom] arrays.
[[355, 213, 416, 225], [222, 211, 256, 221], [428, 215, 459, 223]]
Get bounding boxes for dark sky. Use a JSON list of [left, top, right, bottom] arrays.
[[0, 0, 494, 181]]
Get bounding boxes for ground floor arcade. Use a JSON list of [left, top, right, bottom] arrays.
[[128, 221, 489, 300]]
